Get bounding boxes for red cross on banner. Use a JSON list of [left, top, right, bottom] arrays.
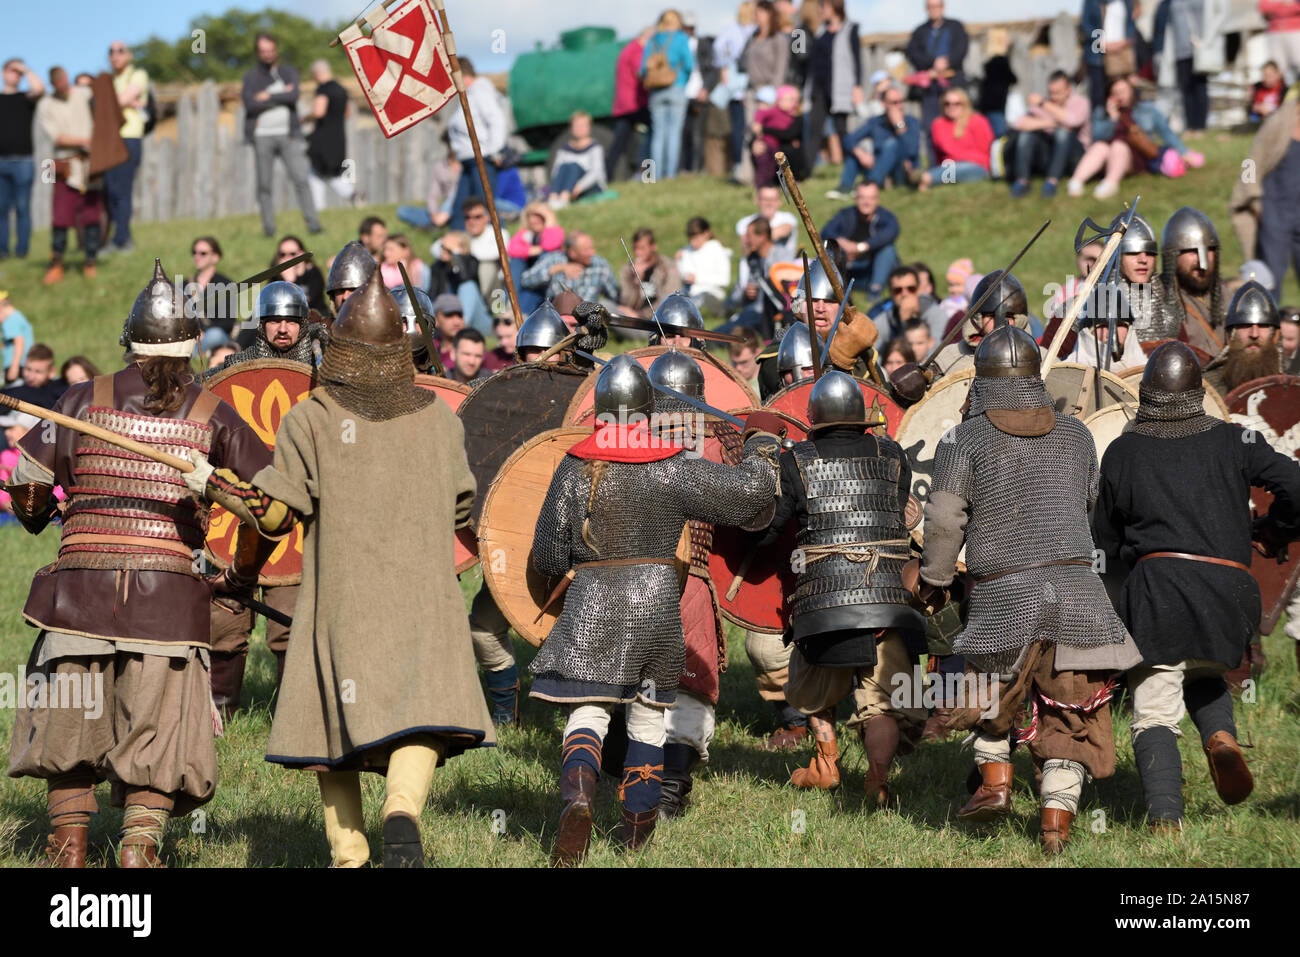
[[340, 0, 457, 138]]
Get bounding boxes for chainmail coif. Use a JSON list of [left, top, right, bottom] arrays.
[[318, 337, 436, 421], [1130, 386, 1220, 438], [967, 375, 1052, 415]]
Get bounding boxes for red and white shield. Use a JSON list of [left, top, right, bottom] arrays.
[[340, 0, 456, 138]]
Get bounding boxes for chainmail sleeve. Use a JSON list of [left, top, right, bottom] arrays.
[[1086, 440, 1100, 511], [531, 455, 584, 577], [669, 434, 780, 528]]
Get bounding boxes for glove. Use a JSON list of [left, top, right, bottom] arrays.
[[742, 410, 788, 442], [207, 565, 255, 616], [184, 449, 215, 498], [827, 306, 880, 371], [1247, 640, 1267, 683], [1252, 514, 1290, 563], [889, 362, 931, 404], [573, 301, 609, 354], [913, 581, 950, 617]]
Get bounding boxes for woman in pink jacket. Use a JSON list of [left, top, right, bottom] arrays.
[[508, 202, 566, 313], [919, 88, 993, 190]]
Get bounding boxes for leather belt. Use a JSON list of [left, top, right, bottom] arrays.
[[973, 557, 1093, 584], [1137, 551, 1249, 573], [60, 532, 195, 557]]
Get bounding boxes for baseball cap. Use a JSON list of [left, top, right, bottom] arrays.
[[433, 293, 464, 315]]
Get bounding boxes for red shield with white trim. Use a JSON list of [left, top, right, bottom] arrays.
[[341, 0, 456, 138]]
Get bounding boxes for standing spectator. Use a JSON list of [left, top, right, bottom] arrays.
[[1250, 61, 1289, 123], [273, 234, 328, 315], [743, 2, 792, 97], [1251, 96, 1300, 301], [676, 216, 733, 314], [305, 59, 353, 210], [679, 11, 709, 174], [618, 227, 683, 316], [977, 28, 1017, 138], [641, 10, 695, 181], [722, 216, 783, 335], [728, 327, 764, 393], [507, 202, 565, 314], [184, 236, 237, 351], [60, 356, 100, 386], [242, 33, 322, 238], [715, 3, 758, 173], [806, 0, 861, 169], [37, 67, 103, 285], [450, 328, 488, 384], [484, 315, 517, 371], [821, 182, 900, 299], [1008, 70, 1091, 198], [1081, 1, 1139, 109], [522, 232, 620, 304], [751, 85, 806, 186], [906, 0, 969, 164], [736, 184, 798, 259], [379, 234, 424, 290], [1, 289, 33, 385], [0, 58, 43, 261], [1261, 2, 1300, 85], [548, 112, 607, 208], [829, 83, 922, 197], [102, 41, 147, 255], [447, 57, 507, 229], [608, 28, 653, 182], [1153, 0, 1210, 134], [919, 88, 993, 189]]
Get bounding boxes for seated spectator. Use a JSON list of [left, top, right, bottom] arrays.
[[548, 111, 607, 208], [1008, 70, 1090, 199], [59, 355, 99, 385], [1, 289, 33, 386], [676, 216, 733, 315], [496, 164, 526, 219], [821, 182, 900, 300], [520, 231, 619, 305], [938, 257, 974, 319], [3, 342, 65, 408], [379, 233, 425, 290], [184, 236, 237, 351], [1067, 76, 1204, 200], [397, 141, 461, 231], [912, 262, 937, 299], [750, 84, 806, 187], [875, 264, 949, 343], [484, 314, 517, 372], [1281, 306, 1300, 375], [507, 201, 566, 315], [207, 343, 238, 370], [1250, 61, 1288, 124], [919, 89, 993, 190], [450, 327, 488, 384], [427, 231, 492, 335], [721, 216, 783, 336], [736, 184, 797, 260], [618, 227, 682, 317], [462, 196, 508, 303], [880, 337, 915, 375], [903, 317, 935, 361], [728, 327, 764, 394], [432, 293, 466, 370], [828, 83, 921, 198], [273, 234, 328, 316]]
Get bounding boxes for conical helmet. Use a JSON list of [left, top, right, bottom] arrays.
[[120, 259, 199, 356], [332, 264, 405, 346], [796, 259, 841, 302], [777, 323, 814, 378], [974, 324, 1040, 378], [1112, 211, 1158, 256], [1141, 341, 1202, 392], [257, 280, 309, 321], [594, 353, 655, 418], [518, 302, 569, 351], [1161, 207, 1220, 272], [388, 285, 435, 333], [969, 270, 1028, 325], [654, 293, 705, 334], [1225, 279, 1280, 330], [807, 370, 866, 431], [648, 349, 705, 399], [326, 240, 376, 296]]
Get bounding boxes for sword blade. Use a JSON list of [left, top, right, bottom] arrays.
[[602, 312, 745, 344], [238, 251, 313, 288], [231, 592, 293, 628], [574, 350, 746, 428]]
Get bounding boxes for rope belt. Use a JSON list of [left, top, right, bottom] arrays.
[[1014, 676, 1119, 744], [973, 557, 1094, 585], [1136, 551, 1250, 573], [799, 539, 912, 587]]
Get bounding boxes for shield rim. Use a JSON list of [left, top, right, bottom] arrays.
[[764, 375, 903, 436], [413, 375, 476, 568]]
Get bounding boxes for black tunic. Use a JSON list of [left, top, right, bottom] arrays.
[[1092, 421, 1300, 667]]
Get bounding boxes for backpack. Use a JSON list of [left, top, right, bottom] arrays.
[[642, 35, 678, 91]]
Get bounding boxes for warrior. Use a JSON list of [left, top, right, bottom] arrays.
[[529, 354, 781, 864], [1063, 293, 1146, 372], [515, 300, 570, 363], [1156, 206, 1226, 353], [1108, 213, 1165, 345], [918, 324, 1139, 854], [5, 260, 275, 867], [1093, 341, 1300, 831], [325, 239, 376, 315], [648, 292, 707, 350], [776, 322, 816, 387], [202, 280, 326, 717], [757, 371, 926, 804], [1202, 279, 1282, 399], [183, 267, 495, 867], [932, 270, 1034, 376], [390, 284, 441, 372]]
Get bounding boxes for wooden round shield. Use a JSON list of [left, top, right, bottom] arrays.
[[477, 427, 590, 647], [458, 361, 590, 525], [765, 376, 904, 437], [415, 374, 472, 414], [1225, 374, 1300, 634], [1043, 362, 1139, 419], [202, 358, 314, 586], [563, 346, 759, 426], [1116, 365, 1229, 419], [895, 369, 975, 519], [710, 523, 797, 634], [1082, 403, 1136, 463]]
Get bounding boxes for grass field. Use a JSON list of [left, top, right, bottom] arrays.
[[0, 134, 1298, 867]]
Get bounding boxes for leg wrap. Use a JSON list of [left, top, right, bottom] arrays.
[[973, 731, 1011, 765], [1040, 759, 1086, 814], [381, 734, 442, 821], [317, 771, 369, 867], [1184, 676, 1236, 747], [1132, 726, 1184, 823], [48, 772, 99, 828], [120, 805, 169, 849], [619, 740, 665, 813], [561, 704, 611, 776], [484, 663, 521, 725]]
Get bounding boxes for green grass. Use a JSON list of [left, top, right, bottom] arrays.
[[1, 136, 1298, 866]]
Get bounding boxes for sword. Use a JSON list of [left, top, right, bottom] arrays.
[[226, 591, 293, 628], [599, 311, 746, 344], [819, 277, 856, 369], [802, 251, 823, 381], [238, 251, 312, 288], [574, 350, 747, 429], [399, 261, 447, 378]]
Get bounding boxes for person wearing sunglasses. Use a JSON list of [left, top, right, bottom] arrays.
[[827, 83, 921, 199], [183, 236, 235, 353], [272, 235, 328, 317], [0, 58, 44, 261], [918, 88, 992, 191]]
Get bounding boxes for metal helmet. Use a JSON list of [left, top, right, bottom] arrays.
[[1112, 212, 1158, 256], [807, 370, 866, 431], [777, 323, 815, 378], [517, 302, 569, 352], [647, 349, 705, 399], [969, 270, 1028, 325], [1225, 279, 1280, 330], [594, 353, 655, 418], [1141, 341, 1202, 392], [974, 324, 1041, 378], [388, 285, 435, 333], [331, 264, 405, 346], [326, 240, 377, 296], [121, 258, 199, 356], [257, 280, 309, 322], [795, 259, 841, 302], [654, 293, 705, 334], [1161, 207, 1220, 272]]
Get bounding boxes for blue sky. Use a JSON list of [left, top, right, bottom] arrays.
[[9, 0, 1078, 83]]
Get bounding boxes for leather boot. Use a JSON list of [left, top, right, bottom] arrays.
[[551, 765, 598, 867], [382, 811, 425, 868], [42, 261, 64, 285], [790, 715, 840, 790], [658, 743, 700, 821], [209, 651, 246, 722], [958, 762, 1014, 821], [1149, 818, 1183, 837], [921, 708, 953, 742], [119, 840, 162, 868], [618, 807, 657, 852], [762, 724, 808, 751], [859, 715, 899, 807], [1204, 731, 1253, 805], [45, 826, 88, 868], [1040, 808, 1073, 855]]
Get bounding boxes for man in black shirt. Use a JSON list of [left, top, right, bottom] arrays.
[[0, 58, 44, 260]]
